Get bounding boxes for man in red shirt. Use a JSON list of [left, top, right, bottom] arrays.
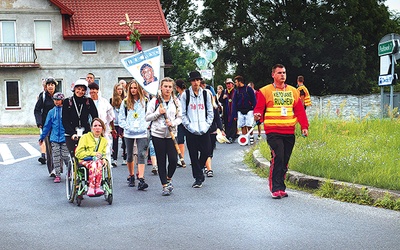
[[254, 64, 309, 199]]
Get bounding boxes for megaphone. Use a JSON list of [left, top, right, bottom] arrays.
[[238, 121, 261, 146]]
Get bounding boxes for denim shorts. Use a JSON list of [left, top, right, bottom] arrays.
[[237, 110, 254, 128]]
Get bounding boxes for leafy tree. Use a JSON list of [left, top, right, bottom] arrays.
[[163, 39, 200, 80], [194, 0, 400, 95], [161, 1, 202, 81], [160, 0, 198, 38]]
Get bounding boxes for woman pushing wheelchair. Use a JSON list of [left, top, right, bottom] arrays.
[[75, 118, 108, 197]]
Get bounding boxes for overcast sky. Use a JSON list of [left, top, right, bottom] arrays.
[[386, 0, 400, 12]]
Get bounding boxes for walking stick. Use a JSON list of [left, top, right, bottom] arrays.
[[155, 94, 186, 168]]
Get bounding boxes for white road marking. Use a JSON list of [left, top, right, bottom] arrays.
[[0, 142, 41, 165], [0, 143, 14, 162], [20, 142, 41, 157]]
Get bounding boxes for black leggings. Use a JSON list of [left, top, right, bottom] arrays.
[[210, 133, 217, 158], [112, 126, 126, 160], [152, 136, 178, 185]]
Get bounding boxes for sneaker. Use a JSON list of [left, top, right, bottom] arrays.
[[122, 159, 127, 165], [177, 159, 183, 168], [271, 191, 282, 199], [54, 176, 61, 183], [95, 188, 104, 195], [38, 156, 46, 164], [257, 135, 262, 140], [206, 170, 214, 177], [49, 169, 56, 178], [87, 187, 95, 197], [162, 185, 171, 196], [137, 178, 148, 190], [192, 180, 202, 188], [152, 166, 158, 175], [111, 160, 117, 167], [167, 181, 174, 193], [279, 190, 288, 198], [128, 175, 135, 187]]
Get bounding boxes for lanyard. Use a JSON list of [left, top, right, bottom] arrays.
[[72, 97, 83, 127]]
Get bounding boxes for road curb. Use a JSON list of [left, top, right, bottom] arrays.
[[253, 149, 400, 201]]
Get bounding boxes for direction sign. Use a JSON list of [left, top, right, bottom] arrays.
[[378, 74, 394, 86], [378, 40, 396, 56], [378, 33, 400, 60]]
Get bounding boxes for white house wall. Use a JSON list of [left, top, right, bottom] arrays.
[[0, 0, 166, 126]]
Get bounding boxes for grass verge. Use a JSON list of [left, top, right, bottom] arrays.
[[244, 119, 400, 211], [0, 126, 38, 135]]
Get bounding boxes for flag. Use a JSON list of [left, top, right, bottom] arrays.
[[121, 46, 162, 96]]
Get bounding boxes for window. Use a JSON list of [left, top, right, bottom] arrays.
[[119, 41, 133, 53], [5, 80, 20, 108], [0, 21, 16, 62], [34, 20, 52, 49], [1, 21, 16, 43], [54, 79, 62, 93], [82, 41, 96, 53], [55, 79, 62, 93]]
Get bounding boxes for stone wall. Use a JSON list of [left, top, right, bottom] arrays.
[[306, 93, 400, 120]]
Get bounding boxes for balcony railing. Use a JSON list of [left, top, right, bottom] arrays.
[[0, 43, 37, 64]]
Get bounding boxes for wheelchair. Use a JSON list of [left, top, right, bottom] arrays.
[[66, 157, 113, 206]]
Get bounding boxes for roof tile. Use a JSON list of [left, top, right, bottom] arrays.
[[50, 0, 170, 40]]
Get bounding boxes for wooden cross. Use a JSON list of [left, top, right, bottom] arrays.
[[119, 13, 140, 32]]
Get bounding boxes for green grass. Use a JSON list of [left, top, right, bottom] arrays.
[[258, 118, 400, 191], [0, 126, 38, 135]]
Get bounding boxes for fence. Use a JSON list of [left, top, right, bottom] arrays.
[[0, 43, 37, 63]]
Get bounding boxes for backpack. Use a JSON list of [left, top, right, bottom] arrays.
[[185, 89, 208, 117], [235, 85, 254, 114]]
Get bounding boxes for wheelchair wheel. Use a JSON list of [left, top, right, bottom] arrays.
[[103, 159, 113, 205], [65, 156, 76, 203]]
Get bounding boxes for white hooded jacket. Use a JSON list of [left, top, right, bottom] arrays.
[[180, 87, 213, 135]]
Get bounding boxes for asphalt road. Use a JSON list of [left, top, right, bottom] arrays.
[[0, 135, 399, 250]]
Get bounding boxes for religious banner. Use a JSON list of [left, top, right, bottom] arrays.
[[121, 46, 162, 96]]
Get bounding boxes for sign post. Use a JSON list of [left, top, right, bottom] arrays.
[[378, 33, 400, 117]]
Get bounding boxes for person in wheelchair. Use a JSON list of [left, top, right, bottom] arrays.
[[75, 118, 108, 197]]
